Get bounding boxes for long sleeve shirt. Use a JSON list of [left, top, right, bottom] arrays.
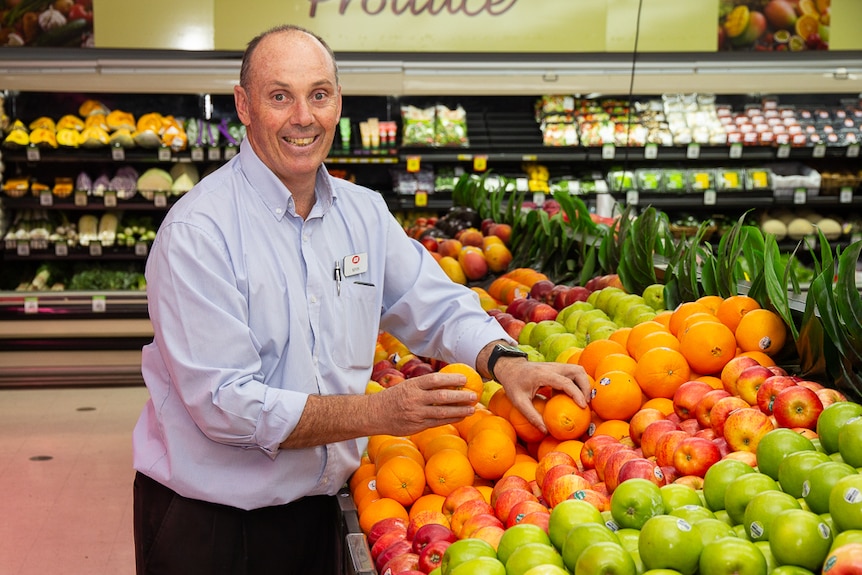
[[132, 138, 509, 510]]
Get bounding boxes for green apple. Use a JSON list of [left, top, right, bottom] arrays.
[[587, 320, 619, 343], [802, 460, 857, 515], [768, 566, 816, 575], [593, 287, 626, 312], [607, 293, 645, 320], [698, 536, 766, 575], [614, 528, 641, 553], [837, 415, 862, 468], [610, 478, 667, 530], [519, 322, 537, 346], [754, 540, 777, 572], [620, 304, 657, 328], [741, 490, 801, 542], [723, 472, 779, 526], [563, 309, 586, 333], [692, 517, 735, 546], [768, 509, 832, 572], [755, 427, 816, 481], [661, 483, 703, 511], [522, 565, 569, 575], [538, 332, 580, 364], [529, 320, 567, 349], [557, 301, 593, 327], [561, 522, 620, 571], [777, 450, 830, 498], [547, 498, 604, 551], [642, 284, 667, 312], [816, 401, 862, 454], [829, 528, 862, 552], [638, 515, 704, 575], [448, 556, 506, 575], [505, 542, 565, 575], [712, 509, 732, 526], [828, 474, 862, 532], [702, 458, 756, 512], [669, 504, 714, 525], [497, 523, 552, 566], [575, 541, 637, 575], [440, 537, 497, 575]]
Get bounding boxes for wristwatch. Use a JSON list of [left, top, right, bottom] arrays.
[[487, 343, 528, 381]]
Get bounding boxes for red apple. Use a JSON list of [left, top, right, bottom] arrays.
[[406, 510, 449, 541], [471, 524, 506, 551], [548, 284, 570, 308], [672, 436, 722, 477], [563, 286, 591, 306], [540, 464, 580, 497], [679, 418, 702, 436], [518, 510, 551, 534], [544, 472, 592, 508], [603, 449, 642, 493], [529, 280, 556, 302], [660, 465, 681, 484], [580, 434, 619, 470], [655, 430, 690, 468], [694, 389, 731, 429], [755, 376, 797, 415], [712, 437, 731, 458], [411, 523, 457, 554], [367, 516, 408, 548], [767, 365, 789, 377], [458, 512, 504, 540], [505, 297, 536, 322], [493, 488, 539, 524], [694, 428, 717, 441], [442, 485, 485, 519], [722, 449, 758, 467], [640, 420, 682, 459], [720, 355, 760, 396], [735, 365, 774, 405], [816, 387, 846, 408], [617, 457, 667, 488], [673, 475, 705, 490], [535, 452, 578, 488], [487, 223, 512, 245], [375, 539, 413, 572], [710, 396, 751, 437], [371, 528, 408, 562], [593, 443, 632, 483], [506, 499, 550, 528], [490, 475, 531, 507], [796, 379, 825, 392], [581, 468, 599, 486], [449, 498, 495, 537], [629, 408, 667, 447], [673, 380, 714, 420], [380, 551, 420, 575], [772, 385, 824, 430], [528, 302, 559, 323], [722, 407, 775, 453], [417, 538, 452, 574], [376, 367, 407, 388]]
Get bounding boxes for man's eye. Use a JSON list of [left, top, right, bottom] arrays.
[[274, 94, 286, 102], [313, 92, 327, 102]]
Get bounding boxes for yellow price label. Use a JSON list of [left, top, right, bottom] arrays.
[[473, 155, 488, 172], [406, 156, 421, 173], [415, 191, 428, 207]]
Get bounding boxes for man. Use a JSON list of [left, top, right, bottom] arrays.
[[132, 24, 590, 574]]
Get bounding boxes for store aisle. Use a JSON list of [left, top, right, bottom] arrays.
[[0, 385, 150, 575]]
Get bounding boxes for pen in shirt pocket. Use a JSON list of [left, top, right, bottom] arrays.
[[353, 281, 375, 287]]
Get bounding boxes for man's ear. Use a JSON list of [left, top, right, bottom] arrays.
[[234, 85, 250, 125]]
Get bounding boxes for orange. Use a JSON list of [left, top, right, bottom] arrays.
[[679, 320, 737, 376], [737, 349, 776, 367], [716, 295, 760, 333], [468, 428, 518, 480], [554, 439, 585, 465], [590, 370, 643, 421], [502, 459, 538, 483], [634, 346, 691, 399], [375, 455, 427, 507], [349, 462, 377, 495], [696, 375, 725, 390], [609, 326, 632, 349], [735, 308, 787, 356], [668, 301, 712, 336], [424, 448, 475, 497], [422, 433, 469, 460], [678, 312, 722, 336], [454, 409, 492, 440], [652, 310, 673, 329], [410, 424, 460, 454], [466, 414, 517, 445], [355, 489, 381, 517], [591, 419, 630, 442], [696, 295, 724, 315], [796, 13, 820, 38], [439, 363, 484, 404], [557, 347, 582, 364], [476, 484, 494, 505], [366, 434, 407, 463], [578, 338, 628, 379], [630, 329, 680, 361], [487, 387, 514, 419], [409, 493, 447, 521], [542, 393, 591, 441], [641, 397, 674, 415], [359, 497, 409, 534], [536, 435, 561, 461], [594, 353, 638, 378], [508, 396, 548, 443], [625, 321, 668, 358], [376, 441, 425, 470], [352, 475, 380, 512]]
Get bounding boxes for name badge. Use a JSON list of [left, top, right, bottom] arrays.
[[342, 252, 368, 277]]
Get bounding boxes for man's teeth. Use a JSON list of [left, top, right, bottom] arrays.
[[286, 137, 314, 146]]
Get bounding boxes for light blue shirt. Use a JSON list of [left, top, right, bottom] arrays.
[[132, 138, 509, 510]]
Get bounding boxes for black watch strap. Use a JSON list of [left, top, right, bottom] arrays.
[[487, 343, 528, 381]]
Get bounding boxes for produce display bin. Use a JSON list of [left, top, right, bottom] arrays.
[[338, 488, 376, 575]]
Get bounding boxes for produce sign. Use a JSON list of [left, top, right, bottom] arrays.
[[1, 0, 93, 47], [719, 0, 830, 52]]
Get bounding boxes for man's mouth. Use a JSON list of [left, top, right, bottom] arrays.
[[284, 136, 316, 147]]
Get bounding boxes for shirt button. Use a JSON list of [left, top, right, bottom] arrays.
[[302, 235, 309, 242], [275, 207, 283, 215], [310, 295, 317, 304]]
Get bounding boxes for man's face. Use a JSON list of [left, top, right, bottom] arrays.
[[234, 30, 342, 192]]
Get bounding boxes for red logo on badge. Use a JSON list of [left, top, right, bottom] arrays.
[[352, 255, 360, 264]]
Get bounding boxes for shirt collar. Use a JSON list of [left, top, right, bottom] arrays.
[[237, 138, 337, 221]]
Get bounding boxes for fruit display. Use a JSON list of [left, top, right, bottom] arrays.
[[719, 0, 831, 52]]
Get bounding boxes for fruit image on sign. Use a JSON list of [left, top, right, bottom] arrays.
[[719, 0, 831, 52]]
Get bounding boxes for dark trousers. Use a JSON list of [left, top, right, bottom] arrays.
[[133, 472, 343, 575]]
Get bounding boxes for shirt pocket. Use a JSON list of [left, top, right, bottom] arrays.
[[331, 280, 380, 370]]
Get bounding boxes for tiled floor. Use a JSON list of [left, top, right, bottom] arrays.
[[0, 385, 150, 575]]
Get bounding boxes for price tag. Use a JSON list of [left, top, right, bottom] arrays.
[[602, 143, 615, 160], [154, 191, 168, 208], [191, 147, 205, 162], [840, 187, 854, 204], [521, 154, 538, 162], [456, 153, 473, 161], [224, 146, 238, 160], [24, 297, 38, 314], [4, 239, 15, 250], [104, 191, 117, 207], [626, 190, 639, 205], [39, 190, 53, 206], [485, 176, 501, 190], [54, 243, 68, 257], [566, 180, 581, 194], [473, 155, 487, 172], [644, 143, 658, 159], [89, 242, 103, 256], [777, 144, 791, 158], [91, 295, 107, 313], [515, 178, 529, 192], [793, 188, 807, 204], [17, 242, 30, 256], [111, 146, 125, 161], [26, 146, 41, 161], [729, 142, 743, 159], [207, 147, 222, 161], [532, 192, 546, 205], [74, 191, 88, 206], [406, 155, 421, 173], [812, 143, 826, 158], [686, 143, 701, 159], [135, 242, 149, 256], [848, 143, 860, 158], [703, 190, 717, 205], [158, 147, 172, 161], [29, 239, 47, 250], [414, 190, 428, 207]]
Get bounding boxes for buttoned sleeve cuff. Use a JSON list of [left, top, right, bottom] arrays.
[[254, 388, 309, 458]]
